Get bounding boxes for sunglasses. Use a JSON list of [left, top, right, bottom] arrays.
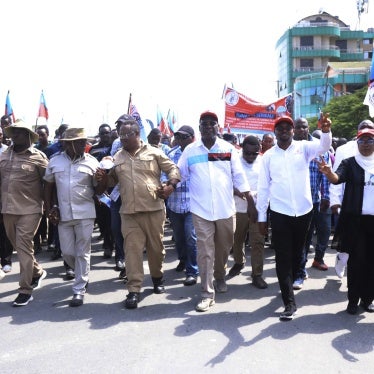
[[119, 131, 136, 139], [174, 133, 191, 140], [357, 138, 374, 145]]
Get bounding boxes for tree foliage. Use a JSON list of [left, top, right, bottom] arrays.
[[308, 86, 372, 140]]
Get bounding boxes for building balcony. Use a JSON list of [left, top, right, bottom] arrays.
[[292, 22, 341, 37], [292, 45, 340, 58]]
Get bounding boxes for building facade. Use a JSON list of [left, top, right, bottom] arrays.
[[276, 11, 374, 118]]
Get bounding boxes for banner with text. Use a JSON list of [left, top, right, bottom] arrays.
[[224, 87, 293, 134]]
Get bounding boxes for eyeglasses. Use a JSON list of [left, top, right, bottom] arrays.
[[243, 152, 259, 156], [119, 131, 136, 139], [200, 120, 218, 127], [174, 133, 191, 140], [357, 138, 374, 145]]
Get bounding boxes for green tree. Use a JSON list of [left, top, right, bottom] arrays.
[[308, 86, 372, 139]]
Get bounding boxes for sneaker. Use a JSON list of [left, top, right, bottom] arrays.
[[214, 279, 227, 293], [335, 252, 349, 279], [312, 259, 328, 271], [0, 269, 5, 281], [228, 263, 244, 277], [31, 270, 47, 290], [2, 264, 12, 273], [195, 298, 215, 312], [293, 278, 304, 290], [119, 268, 128, 282], [279, 304, 297, 321], [13, 293, 33, 307], [115, 260, 125, 271]]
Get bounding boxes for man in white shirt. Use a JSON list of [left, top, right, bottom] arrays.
[[228, 135, 268, 289], [257, 115, 332, 321], [178, 111, 257, 312]]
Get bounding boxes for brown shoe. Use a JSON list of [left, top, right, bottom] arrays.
[[252, 276, 268, 289], [228, 263, 244, 277], [312, 260, 328, 271]]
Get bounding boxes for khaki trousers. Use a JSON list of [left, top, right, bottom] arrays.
[[192, 214, 235, 299], [58, 219, 94, 295], [3, 213, 43, 294], [121, 210, 166, 293], [232, 212, 265, 277]]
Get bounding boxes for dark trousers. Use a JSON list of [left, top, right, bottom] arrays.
[[0, 221, 13, 266], [270, 209, 312, 308], [347, 215, 374, 305], [110, 197, 124, 262]]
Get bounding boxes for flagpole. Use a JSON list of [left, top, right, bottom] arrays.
[[127, 93, 132, 114]]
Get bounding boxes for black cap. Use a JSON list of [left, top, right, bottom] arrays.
[[115, 114, 136, 124], [175, 125, 194, 137]]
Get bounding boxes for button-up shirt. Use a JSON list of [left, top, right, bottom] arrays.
[[0, 146, 48, 214], [178, 137, 250, 221], [44, 152, 99, 221], [256, 132, 332, 222], [108, 142, 180, 214], [166, 146, 191, 214]]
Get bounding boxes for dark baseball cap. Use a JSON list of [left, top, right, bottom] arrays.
[[115, 114, 136, 125], [175, 125, 194, 137]]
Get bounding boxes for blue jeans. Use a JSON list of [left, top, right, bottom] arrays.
[[110, 197, 124, 262], [168, 210, 198, 277]]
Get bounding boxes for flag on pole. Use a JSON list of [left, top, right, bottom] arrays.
[[128, 98, 147, 142], [157, 107, 172, 136], [166, 110, 176, 134], [363, 51, 374, 117], [38, 90, 49, 120], [5, 91, 15, 122]]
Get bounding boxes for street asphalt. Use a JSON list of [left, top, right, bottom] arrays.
[[1, 223, 373, 373]]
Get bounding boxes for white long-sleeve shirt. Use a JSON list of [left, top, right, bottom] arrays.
[[256, 132, 332, 222], [178, 138, 250, 221]]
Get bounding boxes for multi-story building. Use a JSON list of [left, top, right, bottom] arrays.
[[276, 11, 374, 118]]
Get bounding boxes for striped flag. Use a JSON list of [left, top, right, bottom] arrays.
[[5, 91, 15, 122], [157, 108, 172, 136], [129, 102, 147, 142], [38, 90, 49, 120], [166, 110, 176, 134]]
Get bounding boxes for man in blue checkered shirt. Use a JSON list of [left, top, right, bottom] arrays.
[[293, 118, 332, 290], [167, 125, 199, 286]]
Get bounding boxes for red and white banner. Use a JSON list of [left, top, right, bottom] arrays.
[[224, 87, 293, 134]]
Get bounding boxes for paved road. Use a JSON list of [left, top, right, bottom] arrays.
[[1, 224, 373, 373]]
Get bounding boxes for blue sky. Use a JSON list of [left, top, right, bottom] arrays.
[[0, 0, 371, 135]]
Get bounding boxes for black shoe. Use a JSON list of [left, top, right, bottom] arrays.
[[228, 263, 244, 277], [119, 268, 128, 282], [115, 260, 125, 271], [65, 268, 75, 280], [125, 292, 140, 309], [175, 260, 185, 272], [279, 304, 297, 321], [252, 276, 268, 289], [346, 302, 359, 315], [69, 294, 84, 307], [359, 301, 374, 313], [13, 293, 33, 307], [183, 276, 197, 286], [152, 277, 165, 294], [31, 270, 47, 290]]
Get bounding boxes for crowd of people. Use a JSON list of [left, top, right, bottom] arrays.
[[0, 111, 373, 322]]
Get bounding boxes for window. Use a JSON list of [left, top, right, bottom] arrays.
[[335, 40, 347, 52], [300, 36, 313, 48]]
